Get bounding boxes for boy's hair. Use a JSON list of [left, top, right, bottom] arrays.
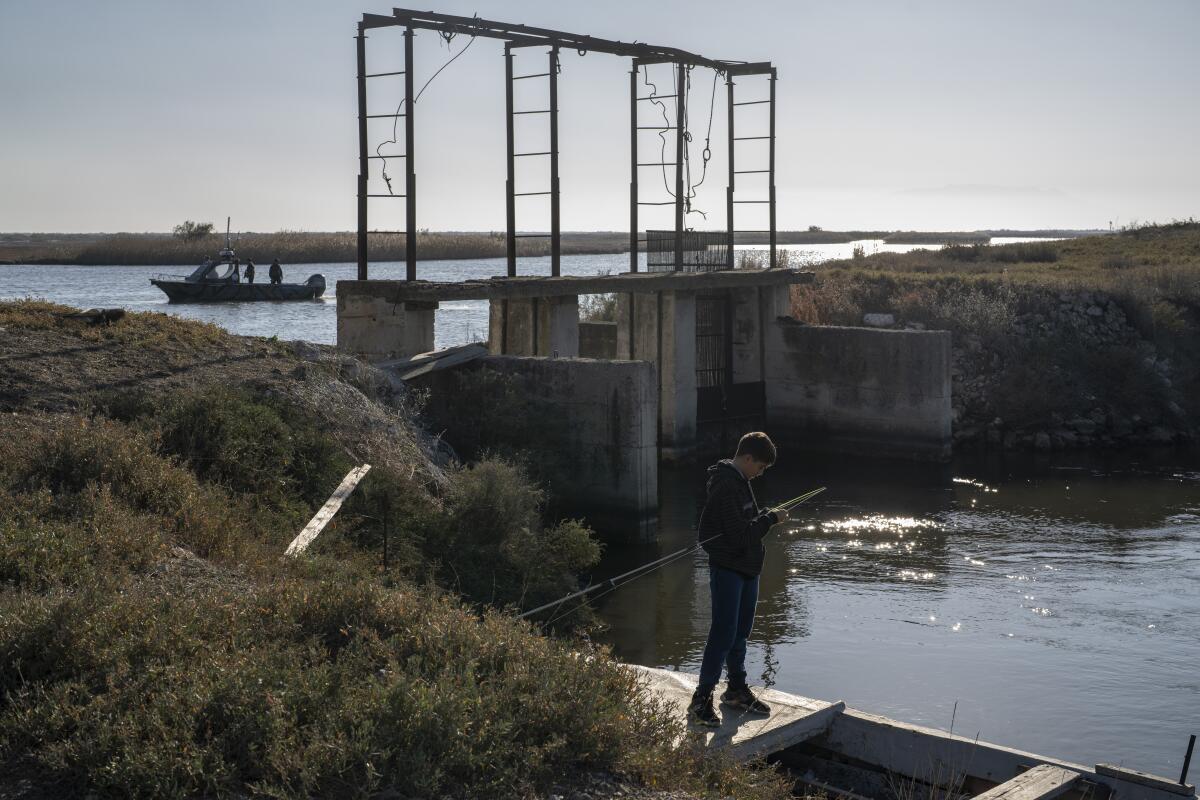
[[735, 431, 776, 465]]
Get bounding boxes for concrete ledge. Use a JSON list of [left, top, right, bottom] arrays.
[[337, 267, 813, 303]]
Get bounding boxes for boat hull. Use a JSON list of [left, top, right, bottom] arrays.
[[151, 276, 325, 303]]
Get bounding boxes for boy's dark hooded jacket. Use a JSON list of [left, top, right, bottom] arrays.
[[698, 459, 778, 577]]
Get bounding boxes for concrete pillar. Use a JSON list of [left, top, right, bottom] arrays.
[[618, 290, 696, 460], [337, 294, 437, 361], [488, 296, 579, 357], [537, 295, 579, 357], [730, 287, 762, 384]]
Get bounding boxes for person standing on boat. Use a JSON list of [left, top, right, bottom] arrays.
[[687, 431, 788, 728], [269, 259, 283, 285], [244, 259, 255, 284]]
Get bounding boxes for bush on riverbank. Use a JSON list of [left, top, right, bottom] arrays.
[[0, 303, 793, 799], [784, 225, 1200, 448]]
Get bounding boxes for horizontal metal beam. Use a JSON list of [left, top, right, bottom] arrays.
[[377, 7, 770, 73]]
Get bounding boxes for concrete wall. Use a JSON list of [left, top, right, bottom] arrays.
[[766, 321, 952, 461], [337, 293, 436, 361], [579, 321, 618, 359], [417, 355, 658, 532]]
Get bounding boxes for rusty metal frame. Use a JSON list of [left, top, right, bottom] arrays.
[[357, 8, 777, 280]]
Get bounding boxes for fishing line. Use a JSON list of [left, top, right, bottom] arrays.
[[522, 486, 826, 626]]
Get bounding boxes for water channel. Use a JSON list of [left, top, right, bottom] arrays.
[[4, 238, 1195, 777]]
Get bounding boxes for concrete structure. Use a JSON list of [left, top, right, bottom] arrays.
[[409, 355, 658, 528], [336, 293, 436, 362], [487, 296, 580, 357], [765, 320, 953, 460], [339, 269, 954, 473]]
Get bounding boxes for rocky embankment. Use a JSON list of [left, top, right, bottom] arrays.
[[948, 290, 1192, 451]]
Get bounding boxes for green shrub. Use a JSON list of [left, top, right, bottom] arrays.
[[0, 570, 787, 799]]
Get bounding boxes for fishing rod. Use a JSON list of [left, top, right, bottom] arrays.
[[519, 486, 826, 622]]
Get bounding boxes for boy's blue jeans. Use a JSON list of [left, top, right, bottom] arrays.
[[698, 565, 759, 692]]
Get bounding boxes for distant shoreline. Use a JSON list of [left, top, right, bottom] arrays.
[[0, 229, 1104, 266]]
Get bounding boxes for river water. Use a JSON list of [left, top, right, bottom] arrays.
[[596, 452, 1199, 778], [4, 239, 1196, 777]]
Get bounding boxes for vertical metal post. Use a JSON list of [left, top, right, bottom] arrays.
[[629, 62, 638, 273], [768, 68, 777, 269], [726, 71, 735, 270], [1181, 734, 1196, 785], [404, 26, 416, 281], [673, 62, 686, 272], [505, 44, 516, 277], [549, 46, 561, 277], [356, 25, 368, 280]]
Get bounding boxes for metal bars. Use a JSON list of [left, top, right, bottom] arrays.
[[357, 10, 776, 283], [404, 27, 416, 280], [724, 66, 776, 270], [356, 22, 416, 281], [504, 45, 561, 277]]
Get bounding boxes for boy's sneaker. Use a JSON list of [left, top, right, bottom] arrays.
[[721, 684, 771, 715], [687, 689, 720, 728]]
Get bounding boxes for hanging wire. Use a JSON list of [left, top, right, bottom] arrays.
[[375, 22, 478, 195], [640, 66, 677, 200]]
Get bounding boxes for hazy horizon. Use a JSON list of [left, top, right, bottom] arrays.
[[3, 0, 1197, 234]]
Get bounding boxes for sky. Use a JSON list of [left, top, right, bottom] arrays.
[[1, 0, 1197, 233]]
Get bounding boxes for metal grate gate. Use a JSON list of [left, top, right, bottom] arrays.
[[646, 230, 731, 273], [695, 294, 732, 389]]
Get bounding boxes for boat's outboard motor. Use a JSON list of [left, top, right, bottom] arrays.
[[306, 274, 326, 298]]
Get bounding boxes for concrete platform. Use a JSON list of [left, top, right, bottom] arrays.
[[338, 267, 813, 303], [629, 665, 845, 761]]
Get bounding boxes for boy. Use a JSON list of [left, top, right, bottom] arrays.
[[687, 431, 788, 728]]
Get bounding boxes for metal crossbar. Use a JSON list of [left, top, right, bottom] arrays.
[[366, 113, 407, 118], [364, 70, 406, 78]]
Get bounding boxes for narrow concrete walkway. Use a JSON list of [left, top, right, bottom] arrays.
[[629, 665, 845, 761]]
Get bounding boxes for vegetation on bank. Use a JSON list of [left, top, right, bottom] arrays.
[[768, 220, 1200, 447], [0, 228, 1102, 265], [0, 302, 793, 800]]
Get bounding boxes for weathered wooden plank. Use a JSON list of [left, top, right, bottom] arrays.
[[970, 764, 1081, 800], [629, 665, 845, 761], [284, 464, 372, 556], [1095, 764, 1195, 797]]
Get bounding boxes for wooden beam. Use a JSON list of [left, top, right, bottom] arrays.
[[970, 765, 1081, 800], [1095, 765, 1195, 797], [285, 464, 372, 556]]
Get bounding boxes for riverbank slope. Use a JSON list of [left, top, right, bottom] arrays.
[[0, 301, 791, 799]]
